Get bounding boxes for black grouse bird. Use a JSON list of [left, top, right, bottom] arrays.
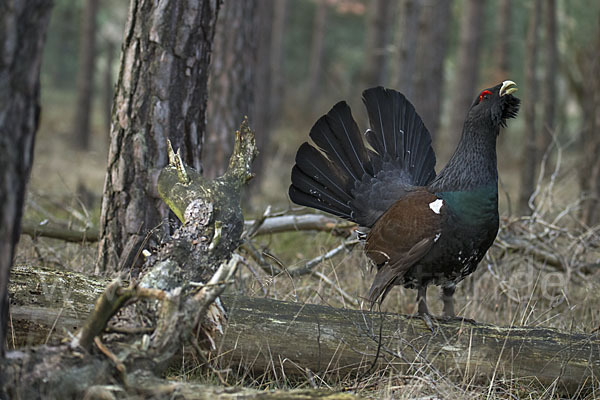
[[289, 81, 520, 316]]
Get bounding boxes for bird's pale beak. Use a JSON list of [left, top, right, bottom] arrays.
[[500, 80, 518, 96]]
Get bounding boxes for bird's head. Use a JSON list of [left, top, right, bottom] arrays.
[[468, 80, 520, 129]]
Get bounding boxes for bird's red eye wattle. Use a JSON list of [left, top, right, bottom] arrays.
[[479, 90, 492, 103]]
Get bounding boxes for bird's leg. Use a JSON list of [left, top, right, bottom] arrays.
[[416, 285, 434, 331], [442, 285, 456, 317], [416, 285, 429, 315]]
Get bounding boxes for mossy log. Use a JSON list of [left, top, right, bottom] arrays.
[[8, 264, 600, 395]]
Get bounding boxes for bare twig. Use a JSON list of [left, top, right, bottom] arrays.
[[286, 239, 360, 277]]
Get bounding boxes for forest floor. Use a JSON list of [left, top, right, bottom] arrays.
[[11, 90, 600, 399]]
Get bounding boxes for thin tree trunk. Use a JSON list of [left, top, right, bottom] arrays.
[[97, 0, 220, 274], [250, 0, 288, 192], [494, 0, 512, 81], [205, 0, 257, 179], [576, 19, 600, 226], [269, 0, 288, 125], [0, 0, 52, 357], [72, 0, 100, 150], [103, 40, 115, 136], [447, 0, 486, 147], [362, 0, 396, 88], [412, 0, 452, 139], [394, 0, 420, 99], [539, 0, 558, 158], [306, 0, 328, 111], [518, 0, 542, 214]]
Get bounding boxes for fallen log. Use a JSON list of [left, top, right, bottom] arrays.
[[8, 263, 599, 395], [218, 295, 600, 395]]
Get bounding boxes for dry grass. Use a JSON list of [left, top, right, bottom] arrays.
[[14, 103, 600, 398]]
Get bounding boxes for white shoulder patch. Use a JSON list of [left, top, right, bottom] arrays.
[[429, 199, 444, 214]]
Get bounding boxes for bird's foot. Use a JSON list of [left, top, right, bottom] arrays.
[[408, 312, 435, 332]]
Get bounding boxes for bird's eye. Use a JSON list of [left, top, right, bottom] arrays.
[[479, 90, 492, 103]]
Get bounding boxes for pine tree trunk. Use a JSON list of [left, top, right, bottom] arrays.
[[447, 0, 486, 148], [394, 0, 420, 99], [517, 0, 542, 214], [412, 0, 452, 139], [0, 0, 52, 357], [96, 0, 220, 274], [362, 0, 396, 87], [205, 0, 257, 179], [72, 0, 100, 150]]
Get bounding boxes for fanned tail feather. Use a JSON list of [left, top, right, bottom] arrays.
[[290, 87, 437, 227], [362, 87, 436, 187]]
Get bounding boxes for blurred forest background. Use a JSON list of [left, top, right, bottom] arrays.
[[18, 0, 600, 317], [32, 0, 600, 224], [8, 0, 600, 396]]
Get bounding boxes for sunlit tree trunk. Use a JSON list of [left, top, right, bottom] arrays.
[[518, 0, 542, 214], [0, 0, 52, 357], [205, 0, 257, 179], [72, 0, 100, 150], [447, 0, 486, 147], [97, 0, 220, 274]]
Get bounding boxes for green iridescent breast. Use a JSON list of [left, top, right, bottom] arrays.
[[438, 184, 498, 225]]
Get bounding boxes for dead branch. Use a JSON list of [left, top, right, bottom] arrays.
[[21, 220, 99, 242], [244, 213, 355, 237]]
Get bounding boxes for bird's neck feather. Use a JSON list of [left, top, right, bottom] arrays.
[[430, 120, 499, 192]]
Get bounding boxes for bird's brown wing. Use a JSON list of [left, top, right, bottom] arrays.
[[365, 189, 442, 304]]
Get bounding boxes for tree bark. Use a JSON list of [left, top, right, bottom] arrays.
[[362, 0, 396, 88], [205, 0, 257, 179], [0, 0, 52, 357], [97, 0, 220, 274], [72, 0, 100, 150], [447, 0, 486, 147], [517, 0, 542, 214], [412, 0, 452, 139]]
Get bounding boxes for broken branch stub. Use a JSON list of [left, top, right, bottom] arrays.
[[3, 119, 257, 398]]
